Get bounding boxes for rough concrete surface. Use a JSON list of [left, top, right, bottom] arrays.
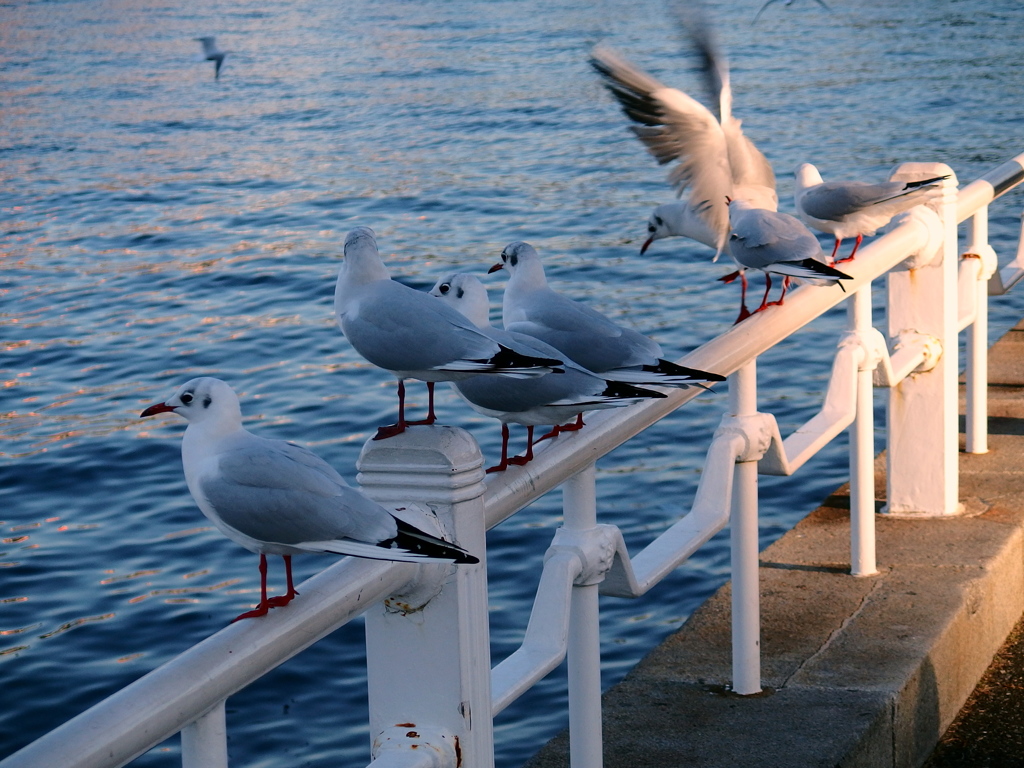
[[525, 320, 1024, 768]]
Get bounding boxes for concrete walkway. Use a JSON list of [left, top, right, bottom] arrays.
[[526, 320, 1024, 768]]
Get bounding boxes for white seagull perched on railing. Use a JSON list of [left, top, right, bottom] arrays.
[[140, 377, 478, 622], [489, 241, 726, 390], [726, 199, 853, 322], [195, 36, 227, 80], [429, 273, 666, 472], [794, 163, 949, 263], [590, 4, 777, 260], [334, 227, 563, 440]]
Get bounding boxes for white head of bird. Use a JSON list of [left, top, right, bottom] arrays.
[[430, 273, 491, 328]]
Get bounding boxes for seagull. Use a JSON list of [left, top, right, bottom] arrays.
[[726, 199, 853, 322], [334, 227, 563, 440], [429, 273, 666, 472], [195, 36, 226, 80], [753, 0, 831, 25], [794, 163, 948, 263], [489, 242, 726, 389], [140, 377, 478, 622], [590, 9, 776, 260]]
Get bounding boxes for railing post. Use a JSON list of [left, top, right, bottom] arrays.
[[729, 360, 761, 695], [885, 164, 963, 516], [562, 464, 603, 768], [180, 701, 227, 768], [357, 426, 493, 768], [965, 207, 990, 454], [848, 287, 878, 576]]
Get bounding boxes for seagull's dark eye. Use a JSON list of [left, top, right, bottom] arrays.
[[180, 392, 194, 404], [501, 252, 508, 262], [648, 225, 656, 234], [439, 283, 450, 294]]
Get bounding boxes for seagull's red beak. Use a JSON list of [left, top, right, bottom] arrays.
[[640, 236, 655, 255], [140, 402, 176, 418], [487, 262, 504, 274]]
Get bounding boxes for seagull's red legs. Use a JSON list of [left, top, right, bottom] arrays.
[[836, 234, 863, 264], [720, 270, 751, 323], [754, 273, 774, 313], [538, 413, 585, 442], [829, 238, 842, 265], [486, 423, 513, 473], [267, 555, 299, 608], [507, 425, 536, 466], [232, 554, 272, 622], [407, 382, 437, 426], [768, 277, 792, 307], [375, 380, 409, 440]]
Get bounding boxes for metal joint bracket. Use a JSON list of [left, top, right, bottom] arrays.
[[886, 205, 945, 271], [546, 524, 628, 587], [962, 243, 999, 281], [839, 327, 888, 372], [715, 412, 781, 464], [873, 331, 942, 386], [897, 331, 943, 374], [370, 725, 458, 768]]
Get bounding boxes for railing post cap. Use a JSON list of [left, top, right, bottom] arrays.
[[888, 161, 958, 186], [357, 425, 484, 478]]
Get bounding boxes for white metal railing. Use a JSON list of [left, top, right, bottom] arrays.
[[3, 154, 1024, 768]]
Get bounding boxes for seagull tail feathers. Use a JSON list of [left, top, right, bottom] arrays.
[[604, 360, 726, 388], [388, 519, 479, 564], [774, 259, 854, 283]]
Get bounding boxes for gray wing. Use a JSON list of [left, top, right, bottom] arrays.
[[341, 280, 500, 373], [456, 363, 605, 414], [730, 210, 821, 269], [506, 290, 661, 373], [800, 181, 909, 221], [201, 437, 396, 546]]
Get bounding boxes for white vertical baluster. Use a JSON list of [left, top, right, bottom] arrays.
[[729, 361, 761, 695], [563, 464, 603, 768], [885, 164, 962, 516], [181, 701, 227, 768], [966, 207, 990, 455], [848, 286, 878, 576], [358, 426, 493, 768]]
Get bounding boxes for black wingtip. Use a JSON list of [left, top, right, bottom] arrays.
[[491, 345, 563, 371], [903, 174, 950, 190], [390, 518, 479, 564], [796, 259, 854, 281], [601, 381, 668, 400], [646, 359, 727, 383]]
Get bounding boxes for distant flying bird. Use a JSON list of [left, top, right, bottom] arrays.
[[140, 377, 478, 622], [794, 163, 948, 263], [195, 36, 227, 80], [753, 0, 831, 24]]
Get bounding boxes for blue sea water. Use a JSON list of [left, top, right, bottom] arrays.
[[2, 0, 1023, 765]]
